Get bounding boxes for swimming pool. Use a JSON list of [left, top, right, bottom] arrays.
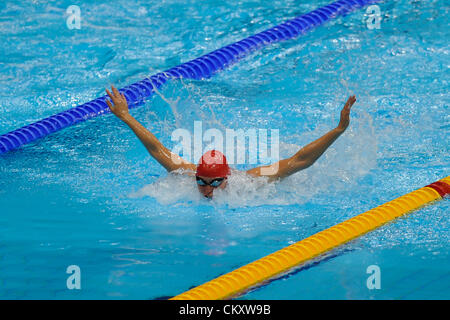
[[0, 0, 448, 299]]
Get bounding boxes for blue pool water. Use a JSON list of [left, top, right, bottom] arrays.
[[0, 0, 448, 299]]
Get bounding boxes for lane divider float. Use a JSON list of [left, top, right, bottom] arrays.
[[0, 0, 381, 154], [171, 176, 450, 300]]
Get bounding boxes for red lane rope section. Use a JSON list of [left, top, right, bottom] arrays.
[[426, 181, 450, 198]]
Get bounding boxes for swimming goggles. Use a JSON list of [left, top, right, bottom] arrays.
[[196, 176, 226, 187]]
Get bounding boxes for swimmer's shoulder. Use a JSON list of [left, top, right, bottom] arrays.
[[170, 167, 196, 177], [239, 168, 279, 183]]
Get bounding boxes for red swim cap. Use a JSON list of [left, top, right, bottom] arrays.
[[196, 150, 231, 178]]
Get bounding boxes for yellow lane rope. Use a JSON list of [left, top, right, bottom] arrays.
[[171, 176, 449, 300]]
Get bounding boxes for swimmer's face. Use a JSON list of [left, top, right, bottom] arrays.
[[196, 176, 228, 199]]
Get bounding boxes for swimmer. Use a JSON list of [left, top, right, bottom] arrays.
[[106, 85, 356, 198]]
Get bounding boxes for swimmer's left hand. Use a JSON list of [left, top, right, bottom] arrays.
[[337, 95, 356, 132]]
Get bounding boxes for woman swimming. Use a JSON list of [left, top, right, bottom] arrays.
[[106, 85, 356, 198]]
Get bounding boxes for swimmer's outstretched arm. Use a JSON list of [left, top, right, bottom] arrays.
[[247, 95, 357, 181], [105, 86, 196, 173]]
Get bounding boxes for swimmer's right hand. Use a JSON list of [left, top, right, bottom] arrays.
[[106, 85, 130, 120]]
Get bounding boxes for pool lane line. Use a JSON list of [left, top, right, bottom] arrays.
[[171, 176, 450, 300], [0, 0, 382, 154]]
